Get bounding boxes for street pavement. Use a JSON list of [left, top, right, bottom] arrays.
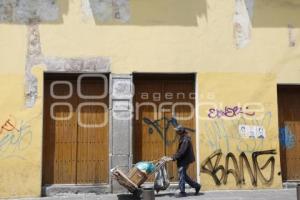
[[14, 189, 297, 200]]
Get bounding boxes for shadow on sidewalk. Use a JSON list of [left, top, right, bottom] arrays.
[[117, 192, 204, 199], [117, 194, 140, 200]]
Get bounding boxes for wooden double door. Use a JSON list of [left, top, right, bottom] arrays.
[[278, 85, 300, 181], [43, 74, 109, 184], [133, 74, 197, 181]]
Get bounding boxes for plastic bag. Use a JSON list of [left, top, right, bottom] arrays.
[[135, 162, 155, 174], [154, 165, 170, 193]]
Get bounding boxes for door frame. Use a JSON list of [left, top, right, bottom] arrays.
[[277, 84, 300, 182], [41, 72, 112, 191], [132, 72, 200, 182]]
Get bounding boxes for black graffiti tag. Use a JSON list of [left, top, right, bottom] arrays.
[[142, 117, 195, 146], [200, 149, 277, 187]]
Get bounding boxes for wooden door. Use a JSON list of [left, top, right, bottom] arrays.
[[278, 85, 300, 181], [43, 77, 78, 184], [77, 78, 109, 184], [284, 122, 300, 180], [164, 79, 196, 181], [134, 74, 196, 182], [134, 80, 165, 181], [43, 74, 109, 185]]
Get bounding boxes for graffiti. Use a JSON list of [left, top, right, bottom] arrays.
[[0, 119, 19, 135], [143, 117, 195, 146], [279, 127, 295, 149], [203, 112, 272, 153], [0, 117, 33, 160], [201, 149, 277, 187], [208, 106, 255, 119]]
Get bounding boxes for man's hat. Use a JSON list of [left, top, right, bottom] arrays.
[[174, 125, 185, 133]]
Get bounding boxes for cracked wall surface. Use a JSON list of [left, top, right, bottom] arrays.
[[234, 0, 254, 48], [82, 0, 130, 23], [0, 0, 59, 23], [25, 24, 111, 107], [288, 24, 296, 47]]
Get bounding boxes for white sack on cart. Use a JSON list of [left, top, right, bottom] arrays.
[[154, 165, 170, 193]]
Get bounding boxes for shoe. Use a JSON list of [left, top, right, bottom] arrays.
[[175, 192, 187, 198], [195, 184, 201, 195]]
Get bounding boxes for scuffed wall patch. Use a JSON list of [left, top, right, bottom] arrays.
[[25, 24, 111, 108], [87, 0, 112, 22], [288, 24, 296, 47], [234, 0, 254, 48], [25, 24, 42, 108], [0, 0, 59, 23], [113, 0, 130, 22], [244, 0, 254, 19], [81, 0, 94, 22], [83, 0, 130, 23], [44, 57, 110, 72]]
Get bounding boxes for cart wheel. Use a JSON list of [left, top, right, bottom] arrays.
[[132, 188, 143, 199]]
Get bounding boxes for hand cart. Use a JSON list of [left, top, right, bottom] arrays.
[[111, 157, 171, 196]]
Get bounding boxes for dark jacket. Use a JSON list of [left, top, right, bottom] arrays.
[[172, 134, 195, 167]]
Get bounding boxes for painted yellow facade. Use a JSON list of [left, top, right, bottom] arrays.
[[0, 0, 299, 198], [0, 68, 43, 198], [198, 73, 281, 190]]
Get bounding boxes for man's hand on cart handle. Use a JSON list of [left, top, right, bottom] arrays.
[[162, 156, 173, 162]]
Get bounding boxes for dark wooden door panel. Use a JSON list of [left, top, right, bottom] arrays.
[[77, 79, 109, 184], [278, 85, 300, 181], [134, 80, 165, 181], [284, 122, 300, 180], [43, 79, 78, 184], [43, 74, 109, 185], [164, 79, 196, 181], [134, 75, 196, 182]]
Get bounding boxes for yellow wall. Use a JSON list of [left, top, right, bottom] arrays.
[[198, 73, 282, 190], [38, 0, 300, 83], [0, 0, 299, 197], [0, 68, 43, 198]]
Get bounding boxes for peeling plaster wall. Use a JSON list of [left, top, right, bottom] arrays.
[[234, 0, 253, 48], [244, 0, 255, 19], [1, 0, 300, 197], [36, 0, 300, 83], [288, 24, 296, 47], [0, 0, 59, 23], [25, 24, 110, 107], [81, 0, 130, 23]]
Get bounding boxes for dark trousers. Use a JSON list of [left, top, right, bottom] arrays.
[[178, 165, 199, 193]]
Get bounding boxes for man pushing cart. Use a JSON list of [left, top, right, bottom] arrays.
[[111, 125, 201, 198]]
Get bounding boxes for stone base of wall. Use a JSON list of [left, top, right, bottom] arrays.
[[42, 185, 111, 196]]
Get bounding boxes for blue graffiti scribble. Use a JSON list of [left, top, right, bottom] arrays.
[[203, 112, 272, 154], [279, 127, 295, 149], [0, 118, 33, 160]]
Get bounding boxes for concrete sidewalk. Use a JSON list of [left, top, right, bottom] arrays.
[[15, 189, 297, 200]]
